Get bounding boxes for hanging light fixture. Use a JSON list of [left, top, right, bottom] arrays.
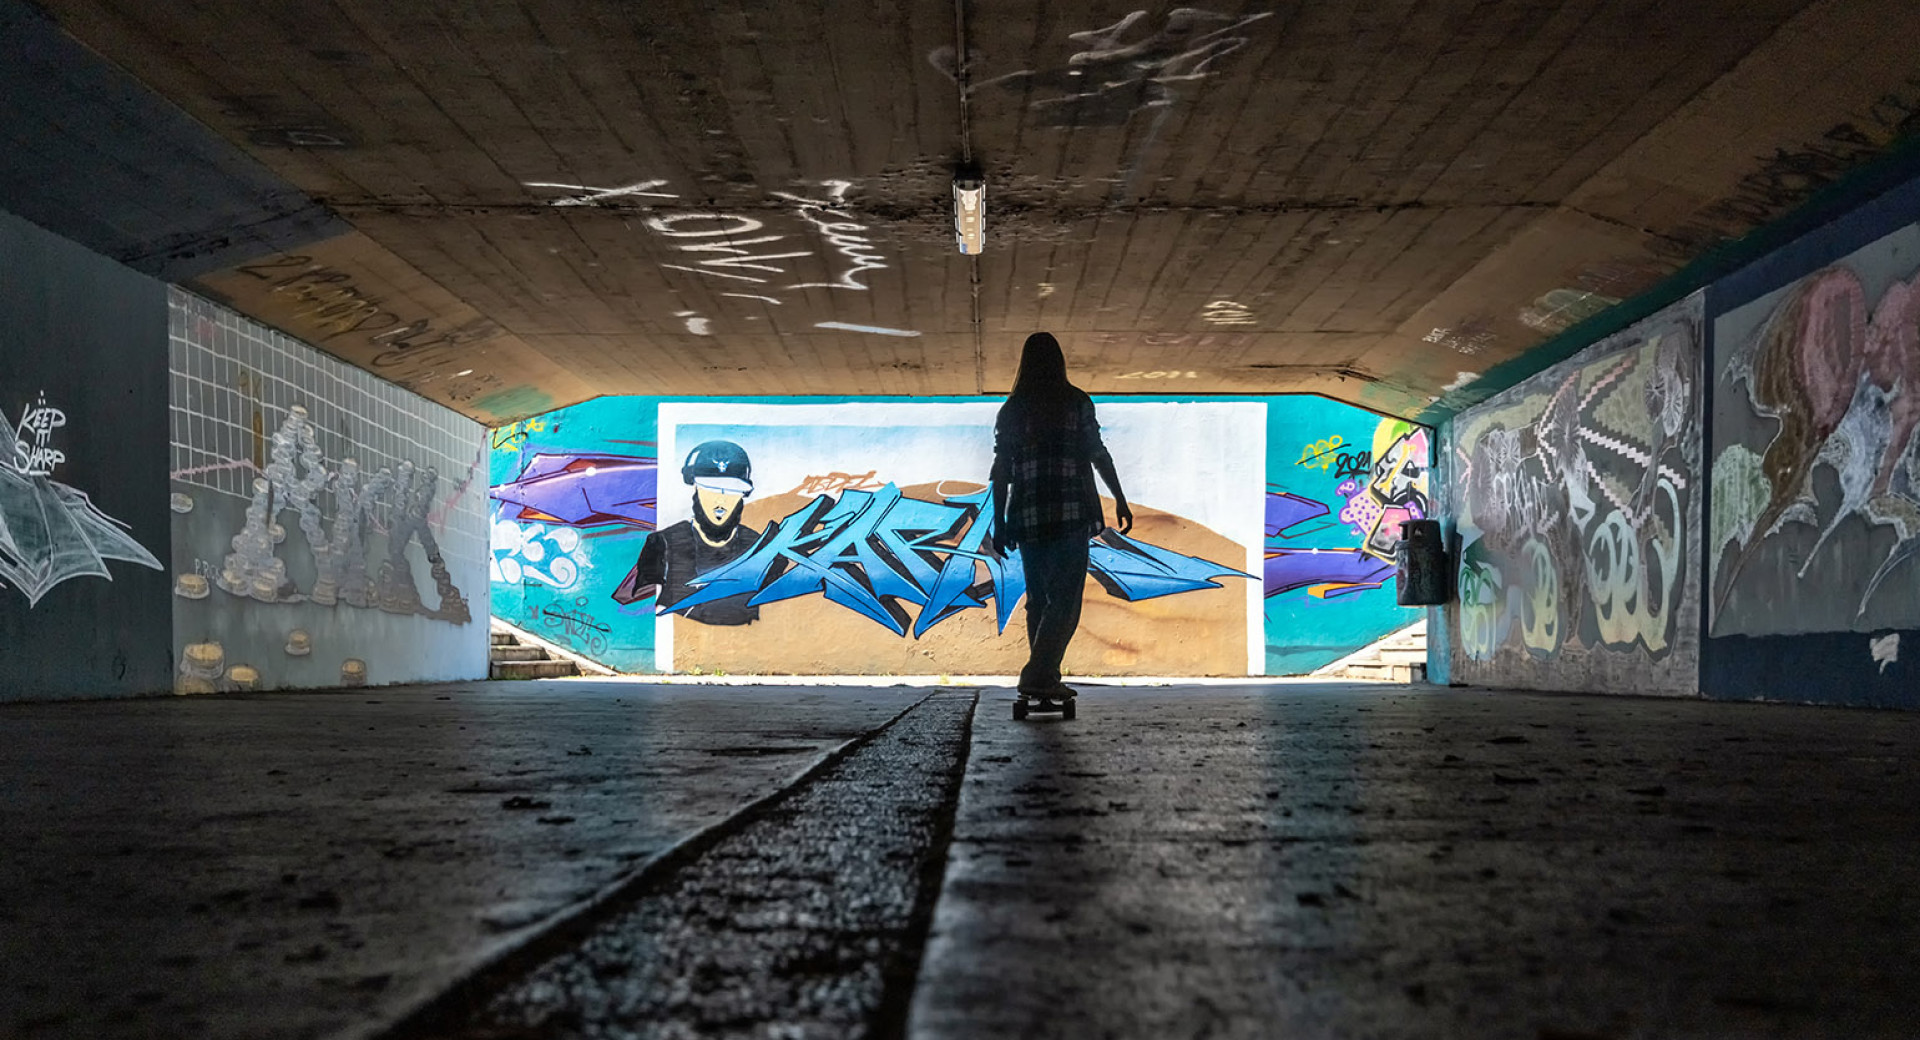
[[953, 167, 985, 254]]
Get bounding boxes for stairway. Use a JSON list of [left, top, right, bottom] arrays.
[[489, 628, 580, 680], [1312, 620, 1428, 683]]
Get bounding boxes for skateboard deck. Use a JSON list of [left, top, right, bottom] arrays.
[[1013, 690, 1076, 720]]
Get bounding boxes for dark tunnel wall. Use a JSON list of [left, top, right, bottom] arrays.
[[1, 208, 174, 699]]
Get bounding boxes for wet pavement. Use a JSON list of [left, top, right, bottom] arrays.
[[5, 680, 1920, 1039]]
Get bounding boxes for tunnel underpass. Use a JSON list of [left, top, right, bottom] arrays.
[[5, 0, 1920, 1036]]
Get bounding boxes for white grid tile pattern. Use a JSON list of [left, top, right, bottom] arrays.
[[167, 288, 487, 559]]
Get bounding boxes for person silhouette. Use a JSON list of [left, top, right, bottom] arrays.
[[989, 332, 1133, 701]]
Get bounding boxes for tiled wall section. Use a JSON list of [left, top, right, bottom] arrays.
[[168, 288, 488, 691]]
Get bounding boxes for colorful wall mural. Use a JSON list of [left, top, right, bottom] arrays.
[[168, 289, 488, 692], [1706, 200, 1920, 703], [489, 395, 1425, 677], [1441, 295, 1704, 696], [1, 209, 175, 700]]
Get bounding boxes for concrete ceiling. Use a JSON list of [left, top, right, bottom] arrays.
[[23, 0, 1920, 423]]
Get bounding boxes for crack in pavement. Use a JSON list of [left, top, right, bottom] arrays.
[[384, 689, 976, 1040]]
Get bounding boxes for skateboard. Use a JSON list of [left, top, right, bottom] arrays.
[[1013, 688, 1076, 721]]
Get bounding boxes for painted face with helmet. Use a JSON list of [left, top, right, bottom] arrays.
[[683, 440, 753, 545]]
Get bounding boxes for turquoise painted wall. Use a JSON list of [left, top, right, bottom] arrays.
[[488, 395, 1425, 676]]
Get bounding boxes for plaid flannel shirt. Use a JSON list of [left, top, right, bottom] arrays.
[[991, 395, 1112, 543]]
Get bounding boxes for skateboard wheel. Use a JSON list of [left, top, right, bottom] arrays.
[[1062, 699, 1076, 720], [1013, 700, 1028, 721]]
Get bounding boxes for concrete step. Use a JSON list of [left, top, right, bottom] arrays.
[[490, 631, 517, 646], [1377, 647, 1428, 666], [489, 645, 548, 663], [490, 659, 579, 680], [1332, 661, 1426, 684]]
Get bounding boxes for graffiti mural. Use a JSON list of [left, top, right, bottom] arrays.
[[1, 390, 162, 606], [1264, 490, 1393, 599], [170, 289, 488, 693], [1444, 296, 1703, 695], [1711, 244, 1920, 636], [1272, 418, 1431, 591], [204, 405, 470, 622], [489, 395, 1425, 677], [1338, 421, 1432, 560]]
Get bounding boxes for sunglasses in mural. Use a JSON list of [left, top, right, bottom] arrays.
[[491, 444, 1252, 635]]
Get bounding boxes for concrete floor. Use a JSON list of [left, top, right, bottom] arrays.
[[4, 680, 1919, 1039]]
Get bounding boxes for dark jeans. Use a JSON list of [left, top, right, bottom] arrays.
[[1017, 532, 1091, 692]]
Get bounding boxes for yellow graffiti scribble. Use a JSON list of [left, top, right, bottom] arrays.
[[490, 417, 548, 452], [1295, 435, 1344, 470]]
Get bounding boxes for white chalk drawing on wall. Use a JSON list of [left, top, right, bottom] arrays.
[[1870, 632, 1900, 674], [1453, 305, 1700, 675], [1202, 300, 1256, 326], [930, 9, 1274, 127], [491, 518, 586, 592], [200, 404, 470, 623], [1, 391, 162, 606], [1711, 265, 1920, 623]]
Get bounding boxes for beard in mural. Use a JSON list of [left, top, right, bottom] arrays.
[[611, 439, 764, 625]]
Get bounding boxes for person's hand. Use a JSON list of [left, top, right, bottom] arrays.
[[1114, 501, 1134, 535]]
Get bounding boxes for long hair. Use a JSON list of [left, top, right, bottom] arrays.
[[997, 332, 1080, 434]]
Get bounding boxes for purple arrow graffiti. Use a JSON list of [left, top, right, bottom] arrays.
[[490, 453, 657, 529], [1264, 489, 1393, 599]]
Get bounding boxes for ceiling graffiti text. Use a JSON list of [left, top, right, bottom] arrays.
[[526, 179, 898, 316], [1201, 300, 1256, 326], [232, 254, 504, 373], [1656, 77, 1920, 262], [931, 9, 1274, 128]]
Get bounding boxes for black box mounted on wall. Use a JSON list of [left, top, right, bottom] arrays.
[[1394, 519, 1450, 607]]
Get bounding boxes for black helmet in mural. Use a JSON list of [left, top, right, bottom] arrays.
[[681, 440, 753, 493]]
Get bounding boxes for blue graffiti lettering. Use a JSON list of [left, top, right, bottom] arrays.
[[667, 483, 1246, 635]]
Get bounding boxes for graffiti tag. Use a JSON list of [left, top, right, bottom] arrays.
[[789, 471, 884, 495], [1294, 436, 1344, 471], [9, 393, 66, 476]]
